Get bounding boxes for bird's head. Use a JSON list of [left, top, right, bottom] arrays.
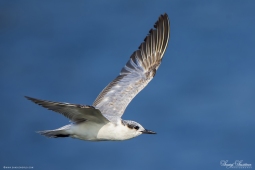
[[122, 120, 156, 136]]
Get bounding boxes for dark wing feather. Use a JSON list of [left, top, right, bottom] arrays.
[[25, 96, 109, 124], [93, 14, 170, 122]]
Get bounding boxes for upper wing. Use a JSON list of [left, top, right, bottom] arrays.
[[93, 14, 170, 121], [25, 96, 109, 124]]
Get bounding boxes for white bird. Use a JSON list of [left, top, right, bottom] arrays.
[[26, 13, 170, 141]]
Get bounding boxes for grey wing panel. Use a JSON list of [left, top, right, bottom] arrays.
[[93, 14, 170, 120], [25, 96, 109, 124], [93, 73, 152, 121]]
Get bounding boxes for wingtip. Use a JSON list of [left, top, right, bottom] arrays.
[[154, 13, 170, 28], [24, 96, 32, 100], [162, 13, 168, 17], [24, 96, 36, 101], [25, 96, 43, 104], [160, 13, 168, 19], [161, 13, 169, 22]]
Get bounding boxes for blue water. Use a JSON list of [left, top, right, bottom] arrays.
[[1, 1, 255, 170]]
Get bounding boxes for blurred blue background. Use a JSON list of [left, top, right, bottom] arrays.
[[1, 1, 255, 170]]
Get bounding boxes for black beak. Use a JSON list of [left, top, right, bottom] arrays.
[[141, 129, 157, 134]]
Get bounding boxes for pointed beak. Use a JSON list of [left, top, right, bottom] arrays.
[[141, 129, 157, 134]]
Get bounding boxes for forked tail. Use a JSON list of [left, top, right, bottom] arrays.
[[37, 125, 71, 138]]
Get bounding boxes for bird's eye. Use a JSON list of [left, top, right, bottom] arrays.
[[134, 126, 139, 130]]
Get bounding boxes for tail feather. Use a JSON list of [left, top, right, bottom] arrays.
[[37, 125, 71, 138], [37, 130, 69, 138]]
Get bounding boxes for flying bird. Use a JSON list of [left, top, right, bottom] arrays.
[[26, 13, 170, 141]]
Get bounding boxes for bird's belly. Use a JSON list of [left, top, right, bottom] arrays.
[[70, 122, 105, 141]]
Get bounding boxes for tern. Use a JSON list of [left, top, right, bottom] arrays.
[[26, 13, 170, 141]]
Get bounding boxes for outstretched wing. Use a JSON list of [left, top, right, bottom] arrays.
[[25, 96, 109, 124], [93, 14, 170, 121]]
